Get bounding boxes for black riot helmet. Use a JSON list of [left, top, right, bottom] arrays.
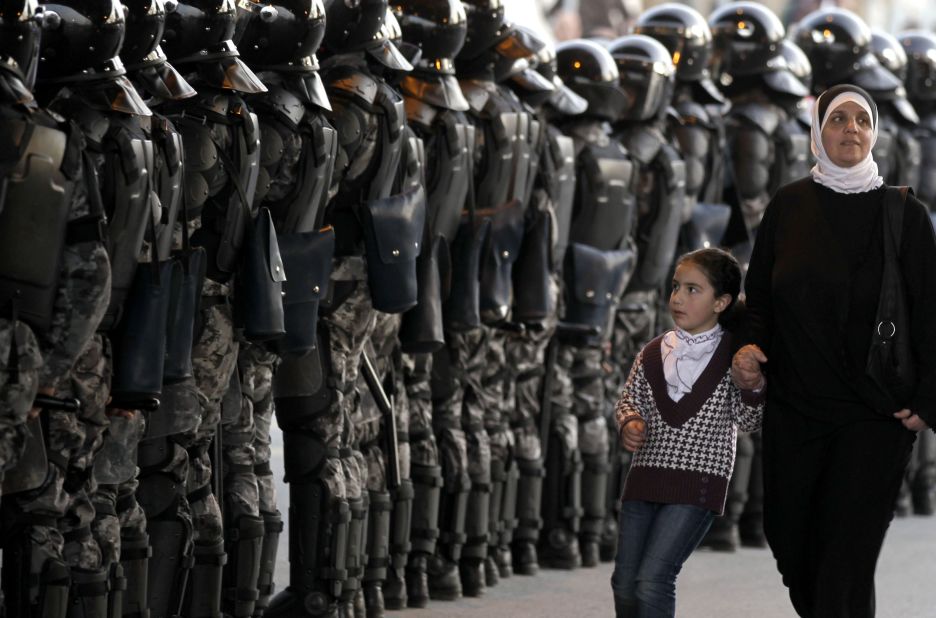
[[792, 7, 900, 94], [555, 38, 628, 122], [871, 28, 908, 83], [321, 0, 383, 54], [366, 6, 412, 72], [456, 0, 504, 62], [237, 0, 327, 72], [633, 3, 712, 83], [36, 0, 127, 82], [530, 41, 587, 115], [395, 0, 467, 76], [121, 0, 195, 100], [780, 39, 812, 94], [0, 0, 43, 90], [161, 0, 266, 93], [899, 31, 936, 104], [608, 34, 674, 122]]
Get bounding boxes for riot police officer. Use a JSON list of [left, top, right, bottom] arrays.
[[506, 30, 587, 576], [604, 33, 684, 560], [553, 38, 637, 568], [703, 1, 812, 552], [160, 1, 268, 614], [0, 2, 91, 615], [35, 1, 156, 614], [392, 0, 475, 606], [237, 2, 338, 617], [898, 29, 936, 516]]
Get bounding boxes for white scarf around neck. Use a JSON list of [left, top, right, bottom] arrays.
[[809, 91, 884, 194], [660, 324, 723, 403]]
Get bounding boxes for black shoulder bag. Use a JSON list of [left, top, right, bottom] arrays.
[[866, 186, 916, 407]]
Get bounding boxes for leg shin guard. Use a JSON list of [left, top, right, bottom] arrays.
[[118, 532, 150, 618], [184, 541, 227, 618], [221, 516, 264, 617], [254, 510, 283, 616]]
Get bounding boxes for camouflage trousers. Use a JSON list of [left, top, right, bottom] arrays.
[[183, 280, 239, 548], [0, 319, 41, 478]]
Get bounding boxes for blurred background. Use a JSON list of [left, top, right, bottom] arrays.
[[505, 0, 935, 44]]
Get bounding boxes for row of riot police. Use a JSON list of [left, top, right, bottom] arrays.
[[1, 1, 936, 618]]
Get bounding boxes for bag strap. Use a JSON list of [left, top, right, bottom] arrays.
[[884, 186, 910, 255]]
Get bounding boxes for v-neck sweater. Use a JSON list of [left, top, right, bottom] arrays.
[[614, 333, 765, 514]]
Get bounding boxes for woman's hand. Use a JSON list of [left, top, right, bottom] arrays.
[[732, 345, 768, 391], [894, 409, 930, 432], [621, 419, 647, 453]]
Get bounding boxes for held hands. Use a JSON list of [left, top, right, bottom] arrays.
[[621, 418, 647, 453], [894, 409, 930, 432], [732, 345, 767, 392]]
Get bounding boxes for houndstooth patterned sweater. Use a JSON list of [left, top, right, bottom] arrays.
[[615, 333, 764, 514]]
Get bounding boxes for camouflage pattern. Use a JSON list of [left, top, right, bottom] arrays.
[[223, 343, 266, 527], [405, 352, 438, 475], [0, 320, 42, 476], [245, 346, 279, 517]]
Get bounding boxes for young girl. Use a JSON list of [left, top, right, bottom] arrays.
[[610, 248, 765, 618]]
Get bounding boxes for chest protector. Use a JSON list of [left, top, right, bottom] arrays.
[[894, 123, 922, 191], [0, 110, 73, 330], [873, 115, 898, 185], [568, 123, 636, 252], [546, 128, 577, 271], [406, 98, 474, 246], [776, 116, 811, 186], [149, 114, 185, 259], [54, 96, 156, 331], [166, 91, 262, 283], [251, 82, 338, 235], [914, 114, 936, 209], [620, 125, 686, 292], [670, 100, 724, 218]]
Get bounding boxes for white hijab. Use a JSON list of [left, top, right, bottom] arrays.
[[809, 88, 884, 194]]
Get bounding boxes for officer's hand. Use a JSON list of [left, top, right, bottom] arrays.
[[894, 409, 930, 432], [732, 345, 767, 391], [106, 408, 137, 419], [29, 386, 55, 419], [621, 419, 647, 453]]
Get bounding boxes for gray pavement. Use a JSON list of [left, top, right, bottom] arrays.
[[269, 423, 936, 617]]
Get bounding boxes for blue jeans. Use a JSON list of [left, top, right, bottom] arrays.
[[610, 500, 714, 618]]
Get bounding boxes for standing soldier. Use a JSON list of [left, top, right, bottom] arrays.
[[122, 1, 204, 615], [160, 1, 268, 614], [603, 34, 684, 561], [452, 0, 544, 595], [237, 2, 336, 617], [506, 34, 587, 576], [898, 29, 936, 516], [703, 1, 812, 552], [35, 1, 155, 613], [553, 39, 637, 568], [0, 2, 81, 614], [392, 0, 475, 606]]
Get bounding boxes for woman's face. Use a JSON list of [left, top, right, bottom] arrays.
[[820, 100, 874, 168]]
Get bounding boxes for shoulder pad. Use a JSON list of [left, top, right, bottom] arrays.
[[674, 100, 711, 125], [252, 84, 307, 129], [731, 102, 781, 135], [620, 126, 663, 165], [459, 79, 492, 114], [404, 96, 439, 130], [191, 92, 233, 118], [324, 66, 379, 105]]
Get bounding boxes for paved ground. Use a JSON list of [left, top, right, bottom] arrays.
[[269, 424, 936, 617]]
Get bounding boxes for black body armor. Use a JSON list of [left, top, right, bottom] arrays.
[[915, 113, 936, 209], [543, 126, 578, 272], [616, 124, 686, 292], [875, 108, 922, 188]]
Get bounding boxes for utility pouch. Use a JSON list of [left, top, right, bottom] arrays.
[[399, 235, 447, 354], [512, 202, 553, 324], [235, 207, 287, 342], [443, 217, 491, 332], [478, 199, 525, 325], [360, 186, 427, 314], [564, 242, 635, 345], [274, 226, 335, 356]]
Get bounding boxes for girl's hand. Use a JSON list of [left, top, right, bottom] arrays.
[[894, 409, 930, 432], [621, 419, 647, 453], [732, 345, 767, 391]]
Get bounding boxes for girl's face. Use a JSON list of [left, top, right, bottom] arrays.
[[820, 100, 873, 168], [669, 262, 731, 335]]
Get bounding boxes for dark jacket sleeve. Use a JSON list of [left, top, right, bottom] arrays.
[[739, 189, 780, 356], [902, 194, 936, 428]]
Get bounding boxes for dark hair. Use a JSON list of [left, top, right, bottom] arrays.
[[816, 84, 878, 130], [675, 248, 742, 328]]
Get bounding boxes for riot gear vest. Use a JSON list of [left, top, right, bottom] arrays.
[[668, 92, 728, 220], [46, 89, 155, 331], [541, 125, 577, 271], [250, 73, 338, 235], [875, 110, 922, 189], [914, 112, 936, 209], [563, 120, 636, 253], [0, 100, 79, 331], [404, 94, 474, 245], [148, 113, 186, 259], [163, 87, 262, 284], [323, 58, 407, 256], [616, 123, 686, 292]]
